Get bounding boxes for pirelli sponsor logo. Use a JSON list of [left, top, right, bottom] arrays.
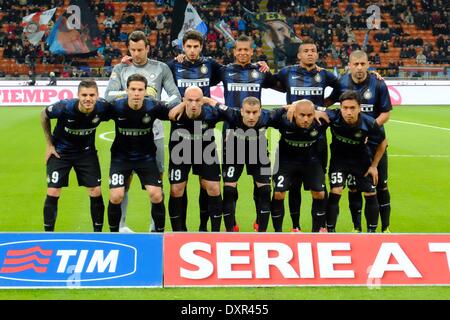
[[177, 78, 210, 88], [290, 87, 323, 96], [64, 127, 96, 136], [118, 127, 152, 136], [335, 134, 360, 145], [361, 104, 374, 112], [284, 138, 316, 147], [227, 83, 260, 92]]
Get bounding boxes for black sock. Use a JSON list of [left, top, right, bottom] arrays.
[[90, 195, 104, 232], [377, 189, 391, 231], [208, 195, 223, 232], [107, 201, 121, 232], [348, 191, 363, 231], [256, 185, 271, 232], [288, 184, 301, 229], [151, 201, 166, 232], [253, 182, 259, 223], [43, 195, 59, 232], [223, 186, 237, 231], [168, 196, 183, 231], [326, 193, 341, 232], [365, 194, 379, 233], [233, 187, 239, 226], [311, 198, 327, 232], [271, 198, 284, 232], [199, 187, 209, 231], [181, 188, 188, 231]]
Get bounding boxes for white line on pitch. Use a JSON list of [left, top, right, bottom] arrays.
[[390, 155, 450, 158], [390, 120, 450, 131]]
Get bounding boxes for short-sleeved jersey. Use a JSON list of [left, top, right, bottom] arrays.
[[45, 98, 111, 156], [221, 63, 277, 109], [218, 106, 286, 163], [168, 104, 223, 151], [109, 97, 170, 161], [167, 56, 222, 97], [330, 73, 392, 119], [271, 114, 328, 163], [104, 59, 182, 140], [275, 65, 339, 110], [327, 109, 386, 168]]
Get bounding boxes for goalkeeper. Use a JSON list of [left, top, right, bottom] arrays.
[[105, 30, 181, 233]]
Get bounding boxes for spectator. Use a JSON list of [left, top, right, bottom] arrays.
[[47, 71, 57, 86], [346, 27, 356, 44], [374, 53, 381, 65], [405, 10, 414, 24], [416, 49, 427, 64], [25, 70, 35, 85], [103, 16, 115, 29]]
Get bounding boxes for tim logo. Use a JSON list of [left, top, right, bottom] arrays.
[[0, 240, 136, 283]]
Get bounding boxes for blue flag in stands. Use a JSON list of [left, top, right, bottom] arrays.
[[171, 3, 208, 49], [47, 0, 102, 55]]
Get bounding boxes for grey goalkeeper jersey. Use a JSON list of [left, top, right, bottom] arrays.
[[104, 59, 182, 139]]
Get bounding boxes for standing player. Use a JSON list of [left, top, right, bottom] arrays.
[[273, 38, 339, 232], [40, 80, 110, 232], [167, 30, 223, 231], [169, 31, 270, 231], [105, 30, 181, 233], [328, 50, 392, 233], [271, 99, 329, 233], [207, 96, 287, 232], [325, 91, 387, 233], [107, 74, 175, 232], [220, 34, 278, 231], [166, 86, 224, 232]]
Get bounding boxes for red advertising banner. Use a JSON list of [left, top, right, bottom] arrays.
[[163, 233, 450, 287]]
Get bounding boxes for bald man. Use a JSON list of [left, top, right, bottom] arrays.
[[166, 86, 224, 232], [327, 50, 392, 233], [271, 99, 329, 232]]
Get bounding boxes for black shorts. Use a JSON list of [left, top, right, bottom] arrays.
[[328, 160, 376, 193], [109, 158, 162, 189], [46, 152, 101, 188], [168, 161, 221, 184], [222, 162, 271, 184], [273, 161, 325, 192]]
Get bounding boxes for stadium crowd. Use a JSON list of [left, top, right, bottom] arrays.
[[0, 0, 448, 78]]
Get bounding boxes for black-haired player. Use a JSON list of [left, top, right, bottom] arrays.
[[41, 80, 110, 232]]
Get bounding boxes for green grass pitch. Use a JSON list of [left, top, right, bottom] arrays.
[[0, 105, 449, 299]]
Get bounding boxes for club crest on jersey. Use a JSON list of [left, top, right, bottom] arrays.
[[314, 73, 322, 82], [142, 114, 151, 124], [200, 64, 208, 74], [363, 89, 372, 100], [92, 115, 100, 124], [201, 123, 208, 129], [149, 73, 156, 80], [251, 69, 259, 79], [310, 129, 319, 137], [354, 131, 363, 138]]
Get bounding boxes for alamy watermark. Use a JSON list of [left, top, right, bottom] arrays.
[[169, 121, 279, 176]]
